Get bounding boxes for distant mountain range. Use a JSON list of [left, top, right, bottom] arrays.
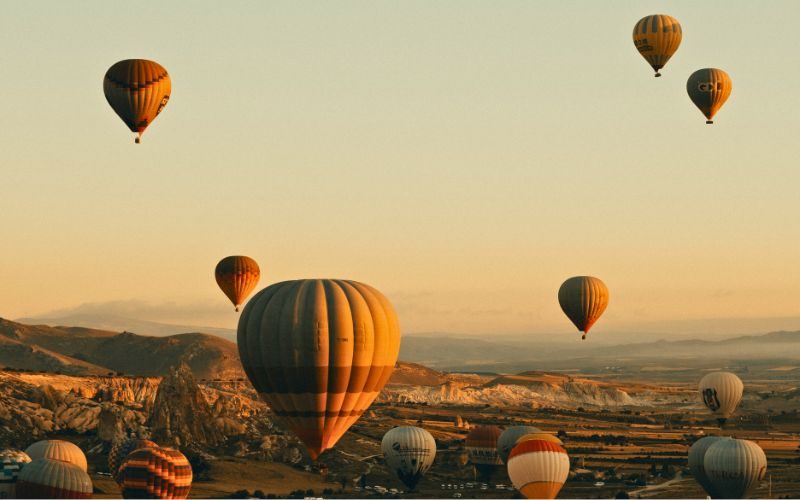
[[0, 318, 242, 379]]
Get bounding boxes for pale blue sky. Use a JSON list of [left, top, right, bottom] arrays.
[[1, 1, 798, 339]]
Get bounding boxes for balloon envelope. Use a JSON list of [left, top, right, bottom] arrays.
[[108, 438, 158, 484], [16, 458, 92, 499], [688, 436, 731, 498], [103, 59, 171, 142], [118, 447, 192, 499], [704, 439, 766, 499], [497, 426, 540, 464], [0, 449, 32, 499], [699, 371, 743, 426], [24, 440, 87, 472], [516, 432, 564, 447], [507, 440, 569, 499], [632, 14, 682, 76], [215, 256, 260, 311], [558, 276, 609, 339], [687, 68, 732, 124], [238, 279, 401, 459], [381, 426, 436, 491]]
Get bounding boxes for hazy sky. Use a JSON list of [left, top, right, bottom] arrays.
[[1, 1, 798, 339]]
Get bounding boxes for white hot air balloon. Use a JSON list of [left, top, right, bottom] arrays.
[[699, 372, 744, 426], [23, 441, 87, 472], [381, 426, 436, 492], [507, 439, 570, 499], [15, 458, 92, 499], [688, 436, 731, 498], [704, 438, 767, 499]]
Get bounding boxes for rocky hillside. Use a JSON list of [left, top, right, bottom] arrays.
[[0, 318, 243, 380]]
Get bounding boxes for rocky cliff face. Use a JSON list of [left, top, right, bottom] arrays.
[[148, 363, 225, 448]]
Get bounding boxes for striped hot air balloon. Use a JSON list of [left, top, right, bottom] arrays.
[[0, 449, 32, 499], [24, 440, 87, 472], [108, 438, 158, 484], [215, 256, 260, 312], [687, 68, 732, 124], [103, 59, 171, 143], [466, 425, 503, 480], [15, 459, 92, 499], [381, 426, 436, 491], [238, 279, 401, 459], [632, 14, 682, 77], [699, 371, 743, 426], [704, 439, 767, 499], [688, 436, 731, 498], [497, 426, 540, 464], [507, 440, 570, 499], [558, 276, 609, 340], [118, 447, 192, 499]]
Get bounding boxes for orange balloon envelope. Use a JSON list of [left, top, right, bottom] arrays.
[[103, 59, 171, 143], [558, 276, 609, 339], [238, 279, 401, 459], [215, 256, 260, 312], [687, 68, 732, 124], [632, 14, 682, 77], [108, 438, 158, 484], [117, 447, 192, 499]]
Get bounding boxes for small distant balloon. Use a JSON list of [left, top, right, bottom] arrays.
[[381, 426, 436, 491], [103, 59, 171, 143], [632, 14, 682, 77], [699, 371, 743, 426], [215, 256, 260, 312], [558, 276, 609, 340], [687, 68, 732, 124]]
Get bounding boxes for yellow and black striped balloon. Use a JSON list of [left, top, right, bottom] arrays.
[[632, 15, 682, 77], [558, 276, 609, 340], [103, 59, 171, 143], [687, 68, 732, 124]]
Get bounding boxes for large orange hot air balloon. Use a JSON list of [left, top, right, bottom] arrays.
[[687, 68, 732, 124], [103, 59, 171, 143], [632, 14, 682, 77], [215, 256, 260, 312], [238, 279, 401, 459], [558, 276, 609, 340]]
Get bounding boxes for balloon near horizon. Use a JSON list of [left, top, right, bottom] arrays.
[[557, 276, 609, 340], [237, 279, 401, 459], [215, 256, 261, 312]]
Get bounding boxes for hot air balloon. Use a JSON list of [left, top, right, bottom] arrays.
[[515, 432, 564, 447], [108, 438, 158, 484], [687, 68, 732, 124], [117, 447, 192, 499], [699, 371, 743, 426], [16, 459, 92, 499], [507, 440, 570, 499], [238, 279, 401, 459], [0, 448, 32, 499], [632, 14, 682, 77], [704, 439, 766, 499], [215, 256, 260, 312], [558, 276, 608, 340], [465, 425, 503, 481], [497, 426, 540, 464], [103, 59, 171, 143], [381, 426, 436, 491], [688, 436, 731, 498], [24, 440, 87, 472]]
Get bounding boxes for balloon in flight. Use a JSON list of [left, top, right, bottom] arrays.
[[687, 68, 732, 124], [237, 279, 401, 459], [465, 425, 503, 480], [103, 59, 171, 143], [381, 426, 436, 491], [704, 439, 767, 499], [497, 426, 540, 464], [507, 439, 570, 499], [215, 256, 260, 312], [699, 371, 743, 426], [632, 14, 682, 77], [688, 436, 731, 498], [558, 276, 609, 339]]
